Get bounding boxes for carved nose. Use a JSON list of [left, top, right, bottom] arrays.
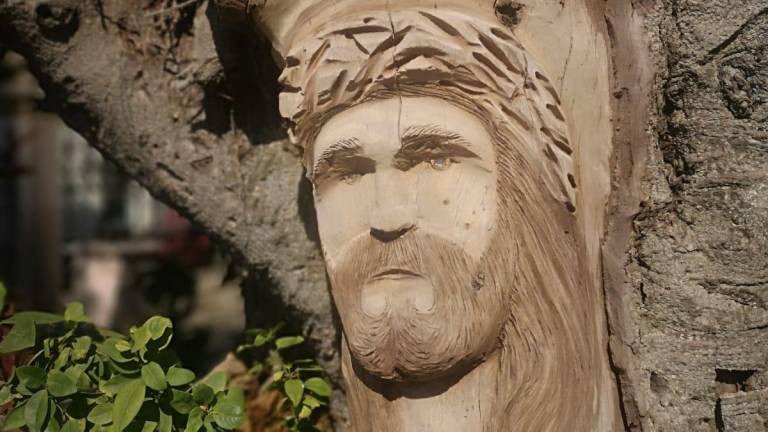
[[370, 222, 414, 242], [369, 169, 416, 242]]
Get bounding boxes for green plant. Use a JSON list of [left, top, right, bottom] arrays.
[[237, 324, 331, 432], [0, 286, 244, 432]]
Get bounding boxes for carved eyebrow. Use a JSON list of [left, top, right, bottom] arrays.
[[312, 138, 363, 180], [399, 125, 480, 159]]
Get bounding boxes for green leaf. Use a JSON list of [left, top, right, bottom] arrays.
[[62, 364, 82, 383], [272, 371, 284, 382], [130, 326, 152, 355], [247, 363, 264, 376], [166, 367, 195, 387], [53, 347, 72, 371], [108, 359, 141, 376], [64, 365, 91, 390], [169, 390, 195, 414], [244, 326, 282, 348], [210, 401, 244, 429], [43, 410, 60, 432], [284, 379, 303, 407], [138, 420, 158, 432], [60, 419, 82, 432], [211, 389, 245, 430], [192, 384, 214, 406], [303, 394, 323, 409], [298, 404, 312, 420], [115, 340, 131, 352], [203, 418, 214, 432], [17, 366, 46, 390], [25, 389, 49, 432], [97, 338, 132, 363], [64, 303, 88, 323], [0, 385, 11, 404], [203, 371, 226, 394], [71, 336, 92, 360], [0, 281, 6, 312], [303, 377, 331, 398], [184, 407, 204, 432], [223, 388, 244, 407], [157, 412, 172, 432], [3, 405, 27, 430], [252, 334, 269, 348], [47, 370, 78, 397], [0, 318, 36, 354], [130, 317, 173, 358], [87, 403, 113, 425], [1, 311, 63, 325], [16, 384, 33, 396], [145, 317, 172, 340], [112, 379, 146, 432], [100, 375, 132, 397], [275, 336, 304, 350], [141, 362, 167, 391]]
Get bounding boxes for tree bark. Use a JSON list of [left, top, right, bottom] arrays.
[[2, 0, 767, 430], [606, 1, 768, 430]]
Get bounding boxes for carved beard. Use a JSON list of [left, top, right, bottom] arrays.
[[327, 231, 507, 382]]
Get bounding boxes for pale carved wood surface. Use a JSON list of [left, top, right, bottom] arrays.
[[252, 1, 621, 431], [3, 0, 768, 431]]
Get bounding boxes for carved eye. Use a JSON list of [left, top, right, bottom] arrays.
[[428, 157, 453, 171], [340, 173, 362, 184]]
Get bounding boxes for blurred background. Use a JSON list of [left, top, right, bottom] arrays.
[[0, 47, 244, 375]]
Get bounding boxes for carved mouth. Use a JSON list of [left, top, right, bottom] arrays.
[[371, 267, 421, 280]]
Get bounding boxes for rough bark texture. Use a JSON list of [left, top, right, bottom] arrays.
[[607, 0, 768, 430], [2, 0, 768, 430]]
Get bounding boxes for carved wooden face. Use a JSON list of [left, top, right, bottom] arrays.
[[310, 96, 507, 381], [312, 96, 497, 266]]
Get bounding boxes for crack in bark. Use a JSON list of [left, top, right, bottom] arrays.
[[600, 247, 634, 432]]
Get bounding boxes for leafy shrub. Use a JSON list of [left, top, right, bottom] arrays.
[[237, 324, 331, 432], [0, 292, 244, 432]]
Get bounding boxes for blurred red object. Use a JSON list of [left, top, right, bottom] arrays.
[[159, 208, 212, 267]]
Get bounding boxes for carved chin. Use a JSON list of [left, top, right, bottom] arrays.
[[344, 303, 501, 382], [343, 274, 504, 382]]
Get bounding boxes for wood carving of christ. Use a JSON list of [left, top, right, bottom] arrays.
[[252, 2, 620, 431]]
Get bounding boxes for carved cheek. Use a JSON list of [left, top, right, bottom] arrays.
[[415, 164, 497, 260], [314, 175, 375, 263]]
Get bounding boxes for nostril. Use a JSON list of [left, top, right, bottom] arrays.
[[370, 223, 414, 242]]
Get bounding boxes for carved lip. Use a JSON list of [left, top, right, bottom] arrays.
[[370, 268, 421, 280]]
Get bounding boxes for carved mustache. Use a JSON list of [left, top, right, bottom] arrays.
[[331, 230, 477, 293]]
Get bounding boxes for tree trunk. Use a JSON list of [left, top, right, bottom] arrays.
[[606, 1, 768, 430], [1, 0, 766, 430]]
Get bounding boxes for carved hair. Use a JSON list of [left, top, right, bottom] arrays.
[[278, 8, 606, 431]]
